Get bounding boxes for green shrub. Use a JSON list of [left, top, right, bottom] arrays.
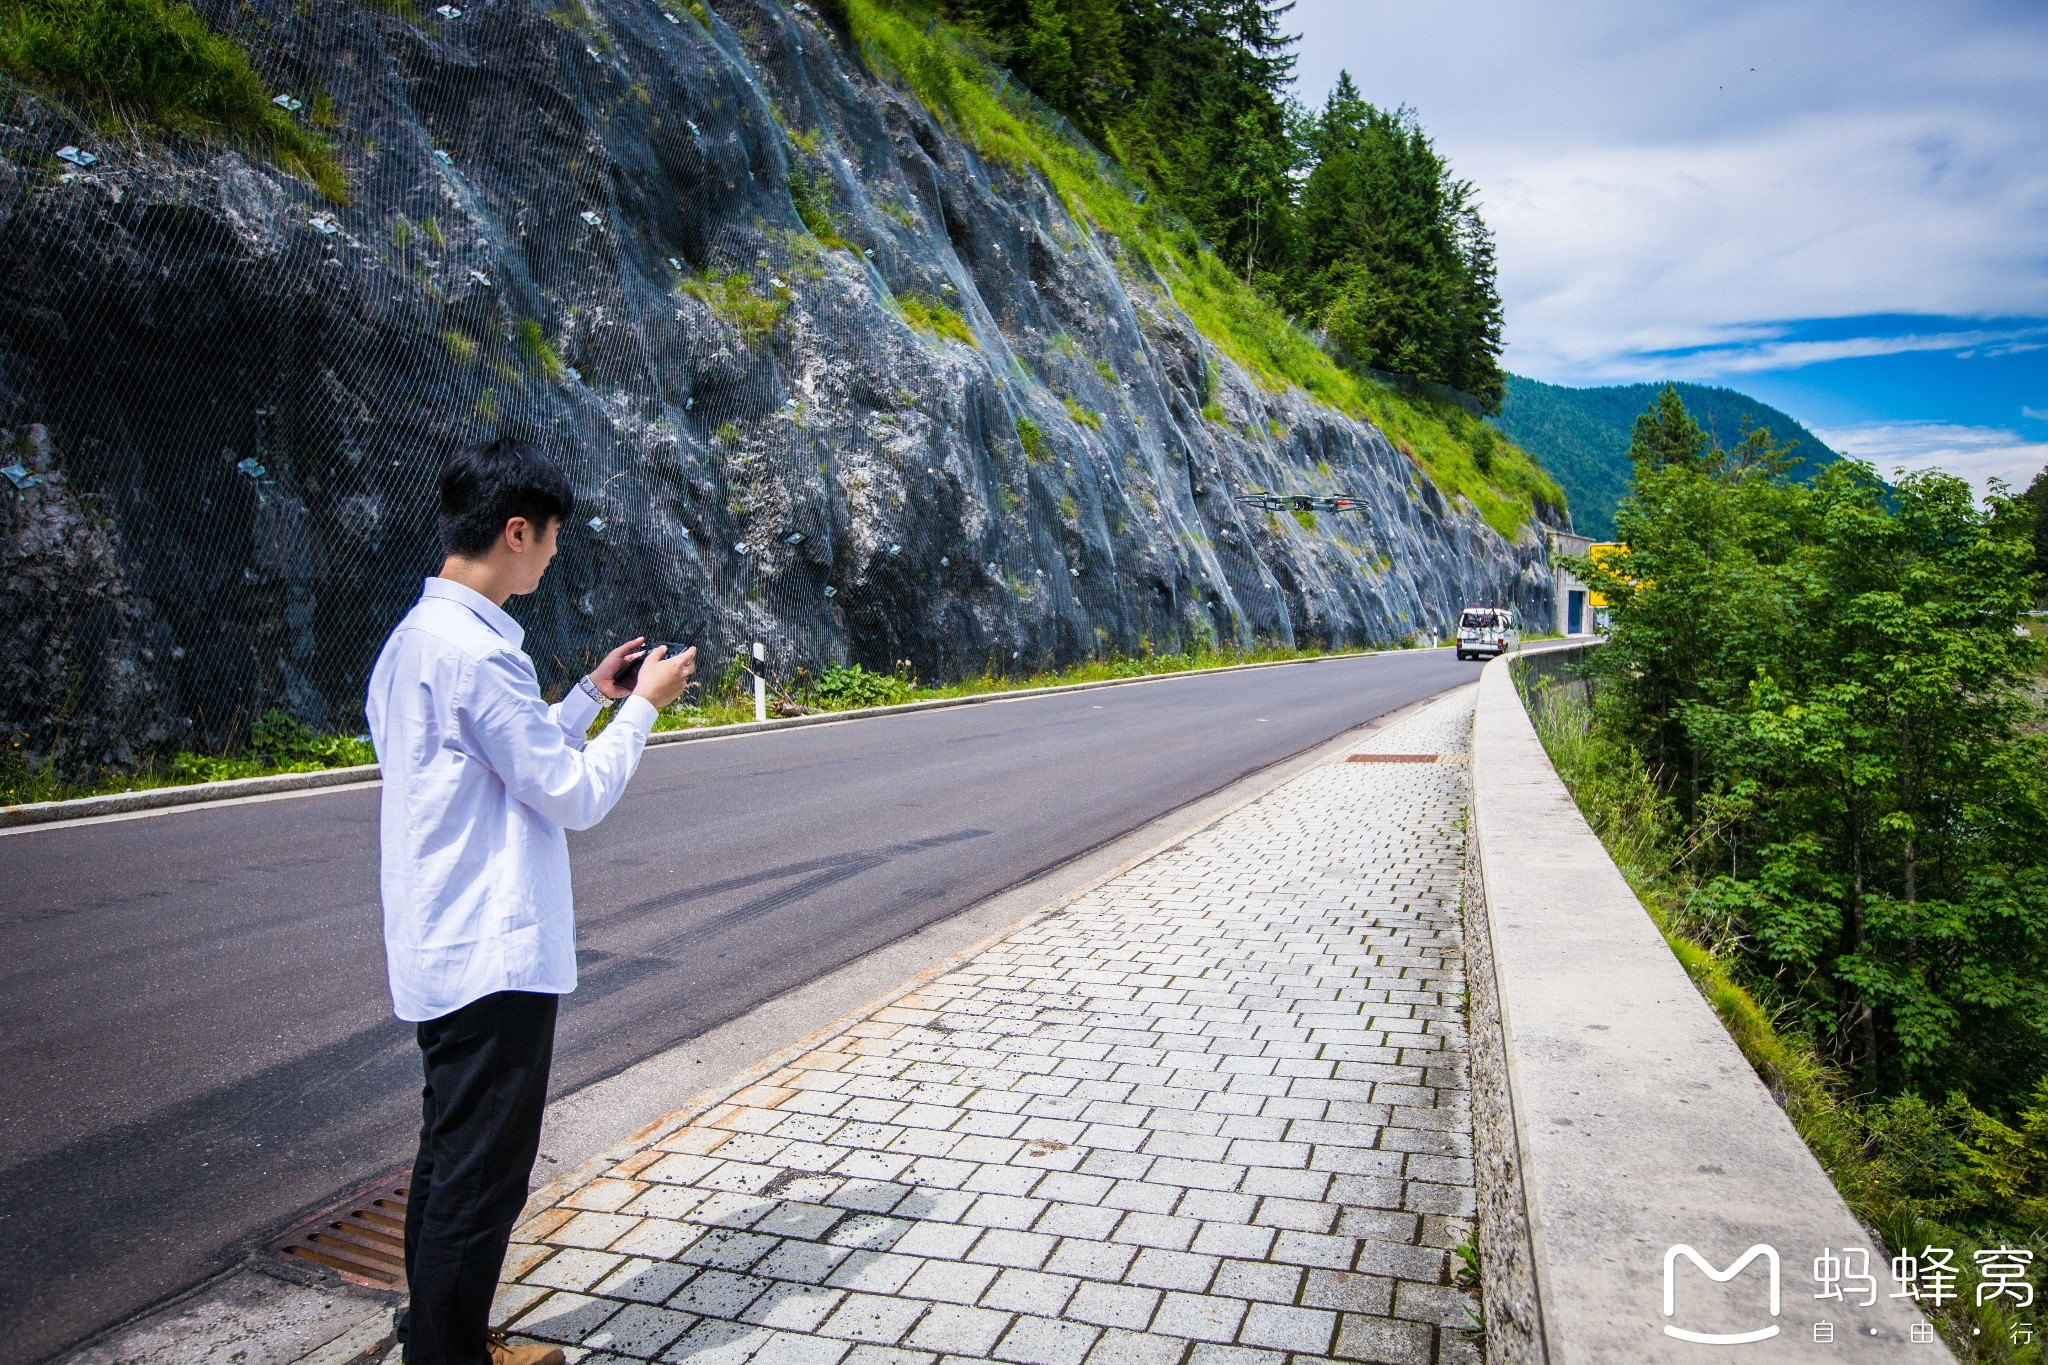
[[170, 709, 373, 784], [1062, 395, 1101, 430], [1522, 672, 2048, 1356], [513, 318, 566, 382], [682, 272, 788, 342], [1016, 415, 1045, 460], [809, 663, 912, 710], [1, 0, 347, 198], [897, 293, 976, 347], [788, 164, 851, 250]]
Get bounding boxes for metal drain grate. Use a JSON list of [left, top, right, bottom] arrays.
[[271, 1180, 409, 1289], [1347, 753, 1437, 764]]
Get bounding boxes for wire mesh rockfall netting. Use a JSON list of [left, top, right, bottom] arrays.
[[0, 0, 1553, 780]]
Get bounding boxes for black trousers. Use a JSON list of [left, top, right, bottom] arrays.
[[397, 989, 559, 1365]]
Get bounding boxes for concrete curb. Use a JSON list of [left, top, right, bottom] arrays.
[[0, 647, 1424, 832], [0, 761, 383, 830], [1466, 651, 1945, 1361]]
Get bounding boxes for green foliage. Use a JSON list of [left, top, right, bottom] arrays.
[[513, 318, 566, 382], [788, 162, 852, 249], [544, 0, 608, 47], [2016, 467, 2048, 603], [441, 329, 477, 364], [1626, 382, 1709, 472], [1578, 387, 2048, 1114], [1016, 415, 1045, 459], [808, 663, 913, 710], [1452, 1235, 1481, 1291], [1467, 421, 1497, 475], [930, 7, 1499, 408], [839, 0, 1556, 535], [4, 709, 373, 802], [1492, 373, 1838, 540], [682, 272, 789, 342], [1297, 77, 1502, 407], [1290, 507, 1315, 531], [1, 0, 347, 199], [896, 292, 976, 346], [1093, 356, 1117, 385], [940, 0, 1126, 132], [1524, 675, 2048, 1352], [1061, 394, 1101, 429], [4, 711, 376, 802]]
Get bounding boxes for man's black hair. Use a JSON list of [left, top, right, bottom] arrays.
[[438, 436, 575, 558]]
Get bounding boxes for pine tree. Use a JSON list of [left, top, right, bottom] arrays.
[[2020, 467, 2048, 600], [930, 8, 1507, 413], [1292, 80, 1503, 405], [1626, 384, 1710, 472]]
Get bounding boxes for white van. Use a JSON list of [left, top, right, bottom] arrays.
[[1456, 606, 1520, 661]]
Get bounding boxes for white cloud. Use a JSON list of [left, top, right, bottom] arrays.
[[1582, 326, 2048, 384], [1476, 109, 2048, 380], [1813, 420, 2048, 493], [1286, 0, 2048, 384], [2025, 405, 2048, 421]]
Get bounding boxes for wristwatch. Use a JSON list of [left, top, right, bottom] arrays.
[[577, 674, 610, 706]]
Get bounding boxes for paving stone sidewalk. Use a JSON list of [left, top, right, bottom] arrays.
[[494, 689, 1482, 1365]]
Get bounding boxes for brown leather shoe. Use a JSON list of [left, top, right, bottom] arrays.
[[486, 1330, 565, 1365]]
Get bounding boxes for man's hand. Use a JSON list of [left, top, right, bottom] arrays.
[[632, 644, 697, 709], [590, 637, 647, 700]]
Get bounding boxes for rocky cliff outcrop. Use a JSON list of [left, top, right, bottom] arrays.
[[0, 0, 1554, 772]]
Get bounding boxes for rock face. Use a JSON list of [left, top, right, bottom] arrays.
[[0, 0, 1554, 772]]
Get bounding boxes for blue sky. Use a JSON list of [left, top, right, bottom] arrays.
[[1286, 0, 2048, 491]]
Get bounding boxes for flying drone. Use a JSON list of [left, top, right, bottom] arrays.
[[1235, 491, 1371, 514]]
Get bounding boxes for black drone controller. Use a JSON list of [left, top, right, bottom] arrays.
[[612, 642, 692, 691]]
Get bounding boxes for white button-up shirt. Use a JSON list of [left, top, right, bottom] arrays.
[[366, 578, 656, 1022]]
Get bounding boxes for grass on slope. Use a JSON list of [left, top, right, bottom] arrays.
[[1, 0, 346, 198], [838, 0, 1561, 539]]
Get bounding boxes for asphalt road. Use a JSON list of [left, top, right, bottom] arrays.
[[0, 648, 1473, 1361]]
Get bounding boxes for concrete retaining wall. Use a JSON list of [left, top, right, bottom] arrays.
[[1465, 652, 1946, 1361]]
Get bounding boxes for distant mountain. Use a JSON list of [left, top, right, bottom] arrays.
[[1494, 375, 1838, 539]]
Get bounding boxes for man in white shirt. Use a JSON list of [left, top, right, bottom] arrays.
[[366, 438, 694, 1365]]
